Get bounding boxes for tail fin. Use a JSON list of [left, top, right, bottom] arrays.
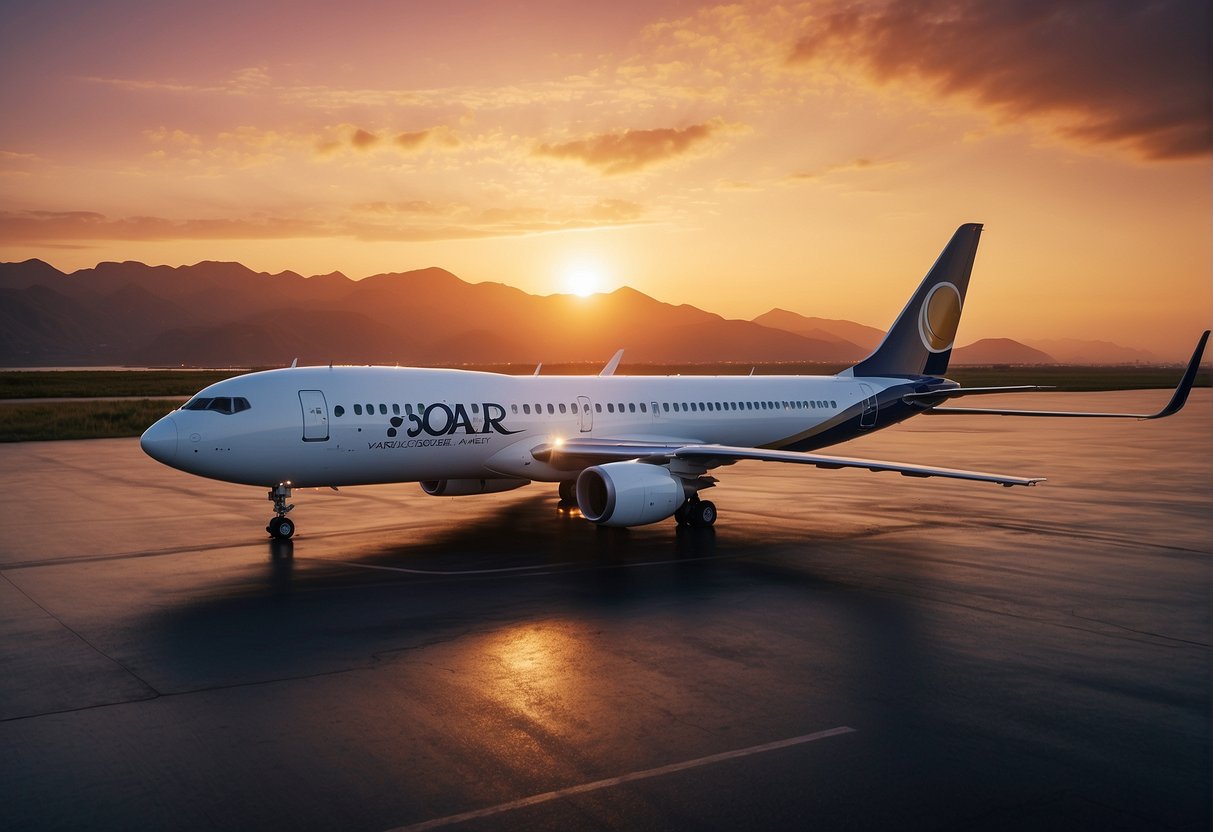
[[849, 223, 982, 378]]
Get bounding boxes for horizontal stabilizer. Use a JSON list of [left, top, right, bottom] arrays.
[[902, 386, 1052, 404]]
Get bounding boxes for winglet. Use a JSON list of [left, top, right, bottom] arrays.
[[600, 349, 624, 376], [1145, 329, 1209, 419]]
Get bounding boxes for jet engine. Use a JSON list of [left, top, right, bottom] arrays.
[[420, 478, 530, 496], [576, 462, 686, 527]]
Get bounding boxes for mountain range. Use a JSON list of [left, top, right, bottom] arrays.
[[0, 259, 1162, 367]]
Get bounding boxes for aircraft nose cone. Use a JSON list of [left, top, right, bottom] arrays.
[[140, 415, 178, 464]]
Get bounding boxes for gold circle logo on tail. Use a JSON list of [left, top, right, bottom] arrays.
[[919, 282, 962, 353]]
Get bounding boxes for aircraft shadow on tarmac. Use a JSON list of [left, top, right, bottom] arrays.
[[139, 490, 939, 697]]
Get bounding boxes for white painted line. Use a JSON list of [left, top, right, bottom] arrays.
[[390, 726, 856, 831]]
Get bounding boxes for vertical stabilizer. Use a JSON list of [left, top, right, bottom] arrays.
[[849, 223, 982, 377]]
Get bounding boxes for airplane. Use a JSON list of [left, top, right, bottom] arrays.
[[139, 224, 1209, 540]]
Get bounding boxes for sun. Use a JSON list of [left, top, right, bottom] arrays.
[[560, 261, 605, 297]]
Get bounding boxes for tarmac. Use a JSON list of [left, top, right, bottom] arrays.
[[1, 390, 1209, 830]]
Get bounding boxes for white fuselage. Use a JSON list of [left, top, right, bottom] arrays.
[[142, 366, 889, 488]]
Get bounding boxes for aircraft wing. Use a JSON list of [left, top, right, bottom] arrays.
[[533, 438, 1043, 488], [918, 330, 1209, 420]]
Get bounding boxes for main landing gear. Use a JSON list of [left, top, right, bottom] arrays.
[[674, 497, 717, 527], [267, 484, 295, 540]]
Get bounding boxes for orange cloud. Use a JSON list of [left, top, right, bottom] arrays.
[[534, 122, 723, 174], [0, 198, 648, 245], [350, 128, 379, 150], [788, 0, 1210, 161]]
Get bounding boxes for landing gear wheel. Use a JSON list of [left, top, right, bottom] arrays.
[[687, 499, 717, 527], [558, 480, 577, 502], [268, 516, 295, 540], [266, 483, 296, 539]]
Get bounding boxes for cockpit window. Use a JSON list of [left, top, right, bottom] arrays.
[[181, 396, 250, 414]]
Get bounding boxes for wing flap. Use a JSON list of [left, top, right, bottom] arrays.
[[672, 445, 1043, 487], [533, 438, 1043, 487]]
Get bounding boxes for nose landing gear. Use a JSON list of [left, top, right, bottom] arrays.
[[267, 484, 295, 540]]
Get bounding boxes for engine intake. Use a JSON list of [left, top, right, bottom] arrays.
[[420, 478, 529, 496], [576, 462, 685, 527]]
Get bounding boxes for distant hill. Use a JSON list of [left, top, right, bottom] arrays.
[[0, 258, 1168, 368], [1029, 338, 1159, 364], [0, 259, 856, 367], [752, 309, 881, 357], [951, 338, 1055, 365]]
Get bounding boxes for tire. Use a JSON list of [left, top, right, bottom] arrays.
[[558, 480, 576, 502], [268, 517, 295, 540], [690, 500, 717, 527]]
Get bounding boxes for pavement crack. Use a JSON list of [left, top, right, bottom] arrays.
[[1, 572, 163, 699]]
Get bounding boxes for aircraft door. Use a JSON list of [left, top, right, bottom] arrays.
[[858, 383, 878, 429], [577, 396, 592, 432], [299, 390, 329, 441]]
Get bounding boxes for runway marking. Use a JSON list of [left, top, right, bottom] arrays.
[[391, 726, 856, 831]]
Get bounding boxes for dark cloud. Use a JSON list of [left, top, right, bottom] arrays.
[[789, 0, 1210, 160], [534, 123, 720, 174]]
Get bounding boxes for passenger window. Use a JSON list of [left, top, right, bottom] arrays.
[[354, 404, 363, 415], [511, 404, 518, 414], [379, 404, 387, 415], [628, 403, 636, 413], [607, 403, 615, 413], [405, 404, 414, 415], [559, 403, 567, 414], [640, 403, 647, 413], [523, 404, 531, 414], [547, 404, 554, 414], [831, 400, 837, 408], [663, 403, 669, 412], [366, 403, 373, 414], [334, 405, 345, 417], [595, 403, 602, 413], [472, 404, 480, 414], [392, 404, 400, 415]]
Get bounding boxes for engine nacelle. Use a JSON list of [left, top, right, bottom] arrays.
[[420, 478, 530, 496], [576, 462, 685, 527]]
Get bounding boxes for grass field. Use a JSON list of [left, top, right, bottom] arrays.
[[0, 370, 242, 400], [0, 400, 181, 442], [1, 364, 1206, 442]]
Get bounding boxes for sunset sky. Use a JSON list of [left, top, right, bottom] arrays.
[[1, 0, 1209, 358]]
